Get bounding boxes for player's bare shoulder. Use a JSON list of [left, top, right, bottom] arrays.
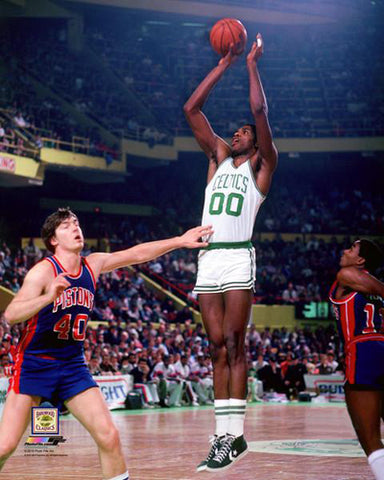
[[251, 149, 278, 196], [208, 136, 231, 164], [253, 145, 278, 171], [41, 257, 57, 270], [12, 257, 55, 301], [28, 258, 55, 285], [207, 137, 232, 181], [84, 252, 106, 278], [337, 266, 363, 285], [217, 136, 232, 160]]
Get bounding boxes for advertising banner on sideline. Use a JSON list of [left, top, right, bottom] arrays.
[[0, 377, 9, 417], [304, 374, 345, 401], [0, 375, 134, 416], [96, 375, 133, 410]]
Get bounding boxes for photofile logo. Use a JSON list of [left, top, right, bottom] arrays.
[[24, 436, 66, 446], [24, 407, 67, 453]]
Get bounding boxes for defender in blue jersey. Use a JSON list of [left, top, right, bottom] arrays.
[[0, 208, 212, 480], [330, 239, 384, 480]]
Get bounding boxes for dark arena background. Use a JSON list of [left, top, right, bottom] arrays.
[[0, 0, 383, 479]]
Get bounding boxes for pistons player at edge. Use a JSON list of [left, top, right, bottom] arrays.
[[184, 33, 277, 472], [0, 208, 212, 480], [329, 239, 384, 480]]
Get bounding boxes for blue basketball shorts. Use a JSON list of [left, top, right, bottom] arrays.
[[8, 353, 98, 401], [345, 340, 384, 390]]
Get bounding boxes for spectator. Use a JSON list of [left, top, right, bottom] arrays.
[[189, 354, 213, 405], [326, 351, 339, 372], [174, 354, 199, 406], [13, 111, 28, 128], [131, 357, 160, 406], [254, 354, 268, 374], [88, 355, 102, 376], [23, 238, 42, 268], [284, 355, 307, 398], [318, 353, 334, 375], [152, 354, 183, 407], [282, 282, 299, 304], [258, 357, 286, 394], [99, 351, 118, 376]]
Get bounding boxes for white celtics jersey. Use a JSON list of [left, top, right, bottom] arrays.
[[201, 157, 265, 243]]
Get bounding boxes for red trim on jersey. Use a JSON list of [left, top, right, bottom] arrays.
[[330, 280, 358, 344], [9, 314, 39, 393], [348, 334, 384, 346], [328, 280, 338, 300], [16, 314, 39, 354], [330, 291, 357, 304], [346, 343, 357, 384], [45, 257, 59, 277], [35, 354, 56, 360], [83, 257, 96, 290], [329, 279, 358, 304], [52, 255, 83, 279], [347, 296, 356, 342], [339, 304, 350, 344]]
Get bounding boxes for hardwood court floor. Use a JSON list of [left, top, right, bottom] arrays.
[[1, 402, 376, 480]]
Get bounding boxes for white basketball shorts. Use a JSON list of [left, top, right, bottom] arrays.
[[193, 246, 256, 294]]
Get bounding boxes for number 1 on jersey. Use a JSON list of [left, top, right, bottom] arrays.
[[362, 304, 375, 334]]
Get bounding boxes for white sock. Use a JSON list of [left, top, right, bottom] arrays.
[[214, 399, 230, 437], [106, 472, 129, 480], [368, 449, 384, 480], [227, 398, 246, 438]]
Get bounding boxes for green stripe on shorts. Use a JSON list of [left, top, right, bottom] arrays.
[[201, 241, 253, 250]]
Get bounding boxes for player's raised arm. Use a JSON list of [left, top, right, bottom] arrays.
[[88, 225, 213, 275], [247, 33, 278, 195], [4, 262, 70, 325], [183, 50, 237, 164], [337, 267, 384, 297]]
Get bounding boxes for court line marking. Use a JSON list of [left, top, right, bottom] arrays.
[[248, 438, 368, 457], [1, 475, 99, 478], [58, 401, 346, 420]]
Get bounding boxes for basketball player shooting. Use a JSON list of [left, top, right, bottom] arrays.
[[0, 208, 212, 480], [184, 32, 278, 472]]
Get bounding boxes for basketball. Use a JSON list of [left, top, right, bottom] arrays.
[[209, 18, 247, 57]]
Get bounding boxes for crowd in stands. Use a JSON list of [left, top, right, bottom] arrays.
[[257, 185, 384, 236], [141, 233, 384, 306], [1, 202, 382, 406], [0, 119, 27, 157], [1, 193, 382, 306], [69, 169, 382, 303], [0, 8, 382, 407], [0, 34, 120, 159], [0, 229, 372, 406], [0, 229, 348, 406], [68, 154, 382, 240], [0, 294, 342, 406], [0, 11, 382, 156], [0, 50, 83, 148], [0, 24, 167, 153], [84, 17, 384, 139]]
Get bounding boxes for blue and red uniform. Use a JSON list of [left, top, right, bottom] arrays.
[[329, 278, 384, 390], [9, 255, 98, 401]]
